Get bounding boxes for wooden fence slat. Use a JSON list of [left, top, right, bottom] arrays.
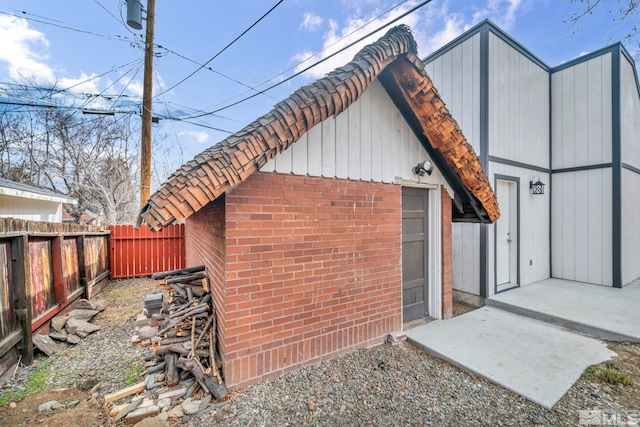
[[108, 224, 185, 279]]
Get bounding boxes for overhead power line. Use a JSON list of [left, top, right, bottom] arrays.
[[180, 0, 434, 119], [155, 0, 285, 98]]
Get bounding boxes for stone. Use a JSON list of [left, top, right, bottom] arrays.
[[198, 394, 211, 411], [157, 388, 186, 402], [114, 398, 143, 421], [155, 373, 165, 382], [75, 330, 89, 339], [156, 412, 169, 422], [48, 331, 67, 341], [32, 334, 58, 356], [136, 313, 150, 327], [181, 399, 199, 415], [110, 403, 130, 416], [132, 416, 169, 427], [167, 406, 184, 418], [66, 400, 80, 409], [66, 334, 82, 345], [9, 402, 17, 408], [65, 318, 100, 336], [37, 400, 60, 412], [156, 398, 171, 409], [124, 405, 159, 424], [67, 309, 99, 322], [74, 299, 94, 310], [78, 377, 99, 391], [90, 299, 107, 312], [51, 314, 69, 332], [137, 326, 158, 340]]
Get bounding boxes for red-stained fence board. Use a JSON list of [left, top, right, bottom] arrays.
[[109, 224, 185, 279]]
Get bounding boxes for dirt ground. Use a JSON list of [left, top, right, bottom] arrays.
[[0, 287, 638, 427]]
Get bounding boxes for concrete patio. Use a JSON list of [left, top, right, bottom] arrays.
[[405, 278, 639, 409]]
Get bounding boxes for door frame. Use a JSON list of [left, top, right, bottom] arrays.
[[493, 175, 520, 294], [401, 182, 442, 320]]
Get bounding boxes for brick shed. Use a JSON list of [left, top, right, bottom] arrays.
[[137, 26, 499, 389]]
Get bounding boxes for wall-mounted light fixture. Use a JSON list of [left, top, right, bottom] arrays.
[[530, 176, 545, 195], [413, 160, 434, 177]]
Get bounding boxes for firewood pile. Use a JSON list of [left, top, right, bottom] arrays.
[[110, 265, 229, 424]]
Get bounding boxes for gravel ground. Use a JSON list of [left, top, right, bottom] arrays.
[[1, 278, 638, 427]]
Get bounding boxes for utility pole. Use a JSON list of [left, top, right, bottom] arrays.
[[139, 0, 155, 208]]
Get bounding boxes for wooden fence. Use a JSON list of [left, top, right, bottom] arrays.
[[0, 219, 110, 373], [109, 224, 185, 279]]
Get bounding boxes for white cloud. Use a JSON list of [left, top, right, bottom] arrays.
[[0, 15, 54, 82], [300, 12, 323, 31], [178, 130, 210, 144], [291, 0, 531, 79]]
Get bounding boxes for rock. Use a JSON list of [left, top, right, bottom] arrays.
[[74, 299, 95, 310], [157, 388, 186, 402], [199, 394, 211, 411], [155, 373, 165, 382], [132, 415, 169, 427], [137, 326, 159, 340], [49, 330, 68, 341], [590, 391, 601, 399], [89, 382, 102, 394], [37, 400, 60, 412], [136, 313, 150, 327], [167, 406, 184, 418], [67, 309, 99, 321], [66, 334, 81, 345], [114, 398, 143, 421], [9, 402, 17, 408], [90, 299, 107, 312], [66, 318, 100, 336], [32, 334, 58, 356], [308, 401, 315, 411], [51, 314, 69, 332], [78, 377, 99, 391], [145, 374, 156, 389], [181, 399, 199, 415], [66, 400, 80, 409], [156, 411, 169, 422], [156, 398, 171, 409]]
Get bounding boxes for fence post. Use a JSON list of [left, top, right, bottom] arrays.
[[51, 235, 67, 305], [77, 235, 87, 297], [12, 235, 33, 365]]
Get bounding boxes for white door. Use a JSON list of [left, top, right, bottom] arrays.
[[496, 181, 511, 285]]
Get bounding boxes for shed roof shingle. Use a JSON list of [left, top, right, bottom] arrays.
[[137, 25, 499, 231]]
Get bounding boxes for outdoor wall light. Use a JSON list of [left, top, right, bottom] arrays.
[[530, 176, 545, 195], [413, 160, 434, 177]]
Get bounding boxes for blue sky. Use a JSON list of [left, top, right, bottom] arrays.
[[0, 0, 636, 182]]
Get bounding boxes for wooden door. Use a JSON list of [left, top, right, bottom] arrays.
[[402, 187, 429, 322]]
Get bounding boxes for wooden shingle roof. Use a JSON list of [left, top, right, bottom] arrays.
[[137, 25, 499, 231]]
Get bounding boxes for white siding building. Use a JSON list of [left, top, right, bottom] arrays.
[[0, 178, 77, 223], [424, 20, 640, 302]]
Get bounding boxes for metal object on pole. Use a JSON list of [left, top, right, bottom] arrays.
[[140, 0, 155, 208], [126, 0, 143, 30]]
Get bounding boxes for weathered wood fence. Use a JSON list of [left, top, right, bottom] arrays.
[[109, 224, 185, 279], [0, 219, 110, 373]]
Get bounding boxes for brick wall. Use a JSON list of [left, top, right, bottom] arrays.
[[220, 172, 402, 388], [440, 188, 453, 319], [184, 198, 228, 347]]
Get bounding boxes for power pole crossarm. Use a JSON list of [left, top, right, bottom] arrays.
[[140, 0, 155, 208]]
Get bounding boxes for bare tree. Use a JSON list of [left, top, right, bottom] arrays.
[[567, 0, 639, 55], [0, 82, 141, 224]]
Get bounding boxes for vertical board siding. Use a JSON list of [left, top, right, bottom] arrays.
[[487, 33, 549, 167], [552, 53, 612, 169], [622, 169, 640, 284], [0, 196, 61, 223], [85, 235, 109, 282], [451, 223, 480, 295], [425, 33, 481, 152], [109, 224, 185, 278], [28, 239, 55, 320], [425, 34, 482, 296], [259, 80, 446, 188], [621, 55, 640, 167], [0, 241, 15, 341], [552, 169, 613, 286]]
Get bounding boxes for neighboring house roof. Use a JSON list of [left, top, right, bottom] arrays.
[[137, 25, 499, 231], [0, 177, 77, 205]]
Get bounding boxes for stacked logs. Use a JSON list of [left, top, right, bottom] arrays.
[[144, 266, 229, 401]]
